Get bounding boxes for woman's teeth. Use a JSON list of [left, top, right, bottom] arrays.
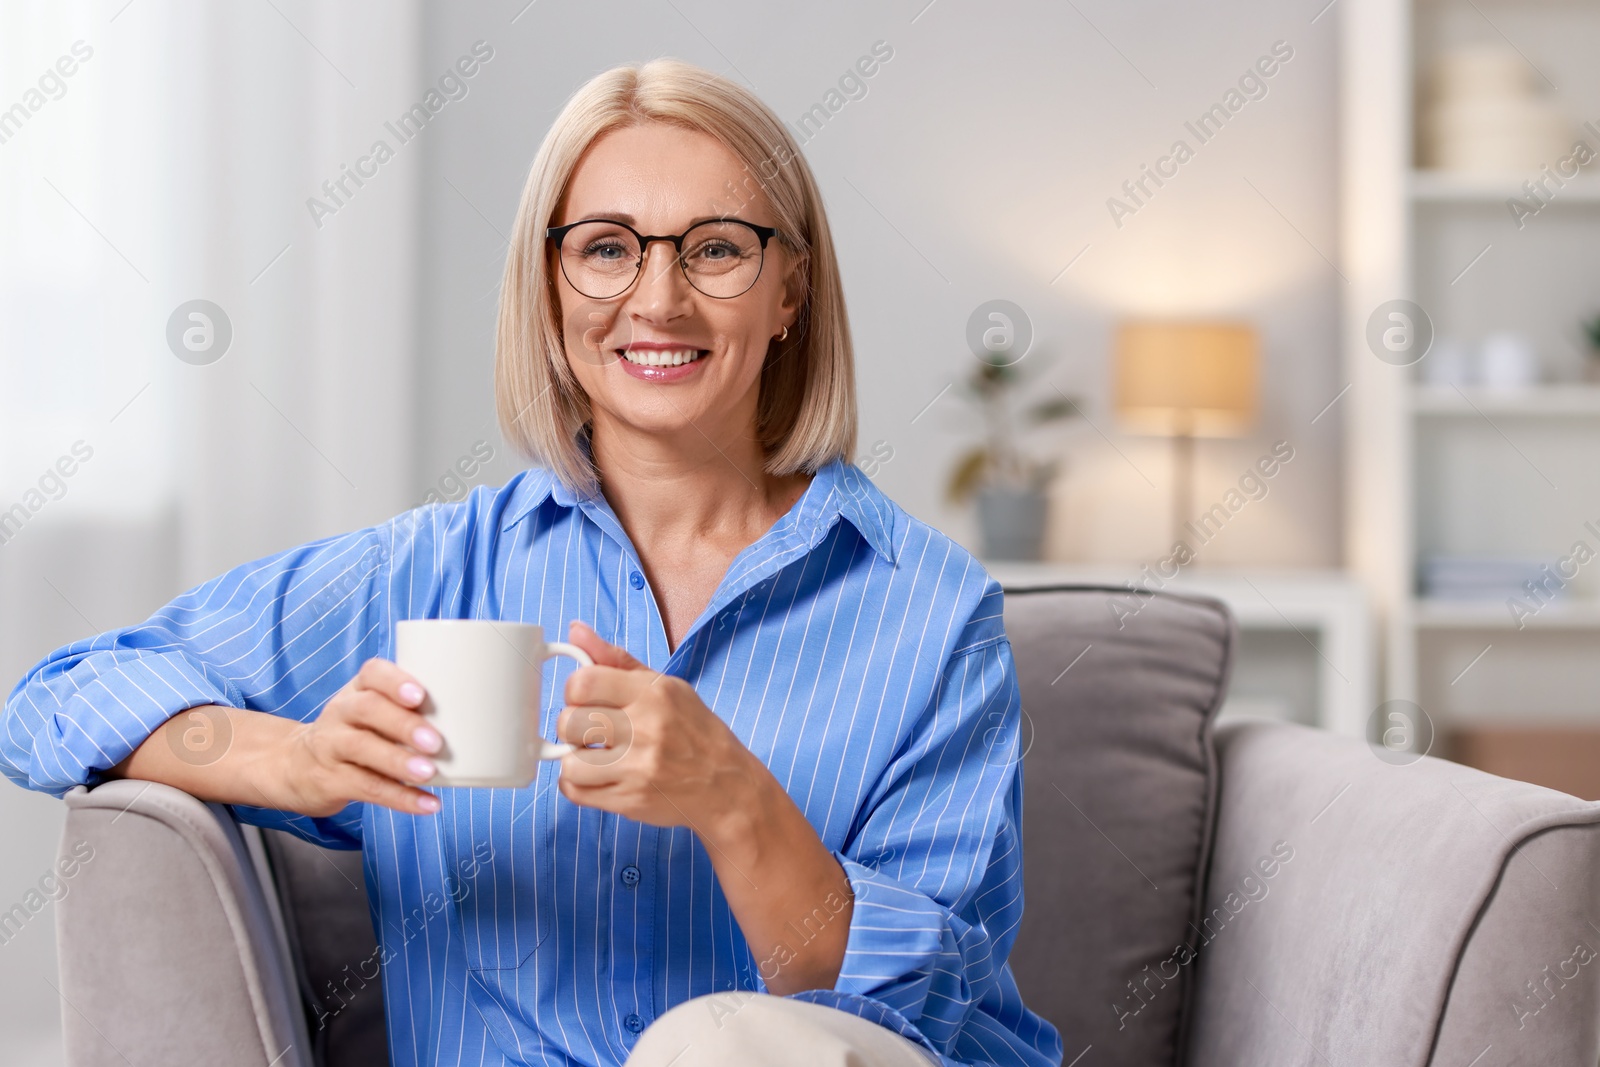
[[621, 348, 705, 367]]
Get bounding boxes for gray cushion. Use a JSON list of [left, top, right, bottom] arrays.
[[261, 830, 390, 1067], [1004, 585, 1233, 1067]]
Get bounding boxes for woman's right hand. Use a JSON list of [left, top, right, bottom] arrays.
[[276, 658, 445, 817]]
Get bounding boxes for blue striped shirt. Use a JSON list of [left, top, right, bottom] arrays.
[[2, 447, 1063, 1067]]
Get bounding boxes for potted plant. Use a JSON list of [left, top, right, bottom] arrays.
[[945, 349, 1082, 561], [1583, 312, 1600, 383]]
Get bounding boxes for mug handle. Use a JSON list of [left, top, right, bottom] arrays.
[[537, 642, 592, 759]]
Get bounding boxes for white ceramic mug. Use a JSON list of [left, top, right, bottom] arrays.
[[394, 619, 586, 788]]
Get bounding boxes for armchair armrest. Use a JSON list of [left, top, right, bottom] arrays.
[[1185, 718, 1600, 1067], [55, 780, 312, 1067]]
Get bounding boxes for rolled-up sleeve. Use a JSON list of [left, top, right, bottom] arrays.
[[777, 632, 1059, 1067], [0, 518, 407, 849]]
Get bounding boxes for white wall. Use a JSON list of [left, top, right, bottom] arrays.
[[415, 0, 1343, 569]]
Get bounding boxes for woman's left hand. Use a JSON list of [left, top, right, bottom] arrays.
[[554, 619, 766, 838]]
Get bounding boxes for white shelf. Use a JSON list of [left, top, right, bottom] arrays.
[[1411, 384, 1600, 416], [988, 565, 1364, 629], [988, 564, 1374, 736], [1415, 598, 1600, 630], [1414, 0, 1600, 8], [1410, 170, 1600, 204]]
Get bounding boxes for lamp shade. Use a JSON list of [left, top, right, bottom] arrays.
[[1113, 321, 1258, 436]]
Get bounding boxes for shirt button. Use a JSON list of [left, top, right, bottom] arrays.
[[620, 864, 641, 887], [629, 570, 645, 590], [624, 1012, 645, 1034]]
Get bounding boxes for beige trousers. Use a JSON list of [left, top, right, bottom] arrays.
[[624, 991, 942, 1066]]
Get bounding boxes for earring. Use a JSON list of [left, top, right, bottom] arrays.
[[777, 325, 789, 342]]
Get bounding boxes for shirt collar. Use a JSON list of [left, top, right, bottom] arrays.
[[498, 438, 897, 565]]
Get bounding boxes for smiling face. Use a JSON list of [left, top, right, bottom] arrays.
[[551, 122, 803, 448]]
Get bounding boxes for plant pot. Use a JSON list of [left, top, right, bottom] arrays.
[[975, 484, 1048, 561]]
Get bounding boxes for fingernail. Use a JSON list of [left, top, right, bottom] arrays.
[[399, 682, 425, 706], [408, 756, 436, 780], [413, 725, 442, 753], [417, 795, 440, 813]]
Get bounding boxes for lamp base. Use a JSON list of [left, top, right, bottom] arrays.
[[1172, 432, 1194, 554]]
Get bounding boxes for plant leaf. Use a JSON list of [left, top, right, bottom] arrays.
[[946, 447, 990, 505], [1024, 396, 1082, 424]]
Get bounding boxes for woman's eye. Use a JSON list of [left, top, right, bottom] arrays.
[[690, 242, 739, 261], [582, 241, 630, 260]]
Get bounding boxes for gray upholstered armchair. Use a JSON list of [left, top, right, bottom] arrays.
[[53, 587, 1600, 1065]]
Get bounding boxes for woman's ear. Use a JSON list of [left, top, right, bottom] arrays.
[[778, 251, 807, 334]]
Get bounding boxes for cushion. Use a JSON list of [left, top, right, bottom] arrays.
[[1003, 584, 1233, 1067], [261, 830, 390, 1067]]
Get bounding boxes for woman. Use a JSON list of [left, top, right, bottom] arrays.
[[1, 59, 1062, 1067]]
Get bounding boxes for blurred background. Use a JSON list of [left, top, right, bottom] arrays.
[[3, 0, 1598, 1060]]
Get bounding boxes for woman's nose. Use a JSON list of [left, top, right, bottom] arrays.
[[629, 241, 695, 316]]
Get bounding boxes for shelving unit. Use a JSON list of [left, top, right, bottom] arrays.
[[1342, 0, 1600, 746], [1409, 171, 1600, 203], [1414, 599, 1600, 630], [1411, 383, 1600, 415]]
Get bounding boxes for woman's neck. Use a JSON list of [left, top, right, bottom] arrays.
[[587, 419, 811, 555]]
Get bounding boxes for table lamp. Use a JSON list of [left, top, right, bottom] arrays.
[[1113, 321, 1258, 551]]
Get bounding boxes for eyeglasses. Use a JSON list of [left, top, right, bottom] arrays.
[[546, 217, 779, 300]]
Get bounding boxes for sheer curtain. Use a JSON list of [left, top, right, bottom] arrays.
[[0, 2, 420, 1059]]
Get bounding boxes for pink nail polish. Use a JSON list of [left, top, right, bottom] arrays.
[[407, 756, 435, 780], [399, 681, 425, 706], [417, 795, 440, 813], [413, 726, 442, 753]]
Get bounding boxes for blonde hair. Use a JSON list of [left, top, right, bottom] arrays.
[[494, 58, 857, 498]]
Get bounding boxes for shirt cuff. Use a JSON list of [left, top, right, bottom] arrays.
[[742, 850, 956, 1062], [784, 988, 944, 1063], [831, 851, 953, 1004], [23, 649, 244, 795]]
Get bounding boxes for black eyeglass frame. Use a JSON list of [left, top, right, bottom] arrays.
[[545, 217, 781, 300]]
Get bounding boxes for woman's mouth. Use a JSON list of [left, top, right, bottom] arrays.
[[618, 347, 708, 367], [616, 346, 712, 382]]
